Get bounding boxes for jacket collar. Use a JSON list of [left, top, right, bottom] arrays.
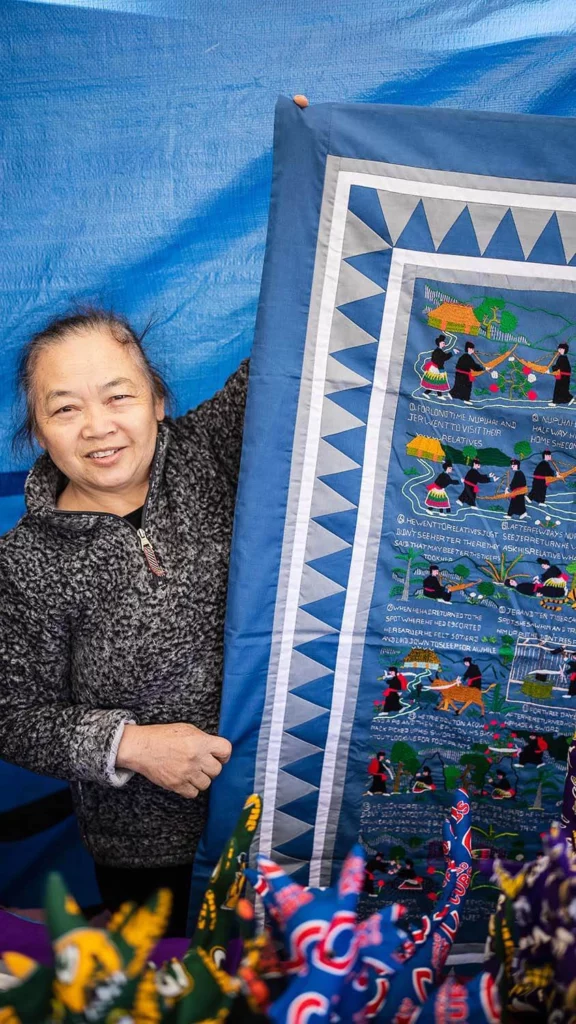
[[24, 421, 171, 534]]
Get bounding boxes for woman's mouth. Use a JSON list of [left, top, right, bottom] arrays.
[[85, 447, 126, 465]]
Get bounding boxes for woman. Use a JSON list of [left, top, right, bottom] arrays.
[[424, 460, 459, 515], [0, 309, 249, 935], [420, 335, 454, 398]]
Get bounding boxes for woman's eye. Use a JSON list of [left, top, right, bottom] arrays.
[[111, 395, 130, 401]]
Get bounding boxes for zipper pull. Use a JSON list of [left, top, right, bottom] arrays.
[[137, 528, 166, 577]]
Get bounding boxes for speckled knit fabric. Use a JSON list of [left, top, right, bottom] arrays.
[[0, 361, 248, 867]]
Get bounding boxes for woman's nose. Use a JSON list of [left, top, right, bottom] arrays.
[[81, 408, 117, 437]]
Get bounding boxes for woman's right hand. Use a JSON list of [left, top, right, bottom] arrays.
[[116, 722, 232, 797]]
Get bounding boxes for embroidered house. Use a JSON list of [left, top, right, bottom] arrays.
[[403, 648, 441, 673], [406, 436, 445, 462], [427, 302, 480, 336]]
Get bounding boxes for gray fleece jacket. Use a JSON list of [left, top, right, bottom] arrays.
[[0, 361, 248, 868]]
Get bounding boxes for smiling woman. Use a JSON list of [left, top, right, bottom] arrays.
[[1, 307, 249, 935]]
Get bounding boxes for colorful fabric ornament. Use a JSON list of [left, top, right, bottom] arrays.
[[9, 790, 576, 1022]]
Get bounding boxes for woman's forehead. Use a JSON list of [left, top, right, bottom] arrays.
[[35, 329, 145, 382]]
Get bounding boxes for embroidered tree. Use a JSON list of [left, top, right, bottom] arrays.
[[476, 581, 497, 606], [523, 765, 561, 812], [390, 547, 428, 601], [498, 634, 515, 665], [443, 765, 462, 790], [390, 741, 420, 794], [459, 752, 490, 791], [453, 564, 470, 581], [514, 440, 532, 461], [462, 444, 478, 466], [473, 297, 518, 339]]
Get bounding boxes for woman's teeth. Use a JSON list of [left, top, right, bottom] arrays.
[[88, 449, 120, 459]]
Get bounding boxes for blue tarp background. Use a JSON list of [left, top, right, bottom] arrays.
[[1, 0, 576, 907]]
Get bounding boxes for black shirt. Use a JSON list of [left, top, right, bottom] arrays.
[[123, 505, 144, 530]]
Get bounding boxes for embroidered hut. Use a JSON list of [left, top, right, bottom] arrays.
[[427, 302, 480, 336], [405, 436, 445, 462], [402, 648, 441, 672]]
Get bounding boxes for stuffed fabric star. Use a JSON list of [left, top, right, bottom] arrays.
[[44, 872, 172, 1022], [412, 972, 501, 1024], [257, 845, 366, 1023], [490, 824, 576, 1022], [374, 789, 473, 1023], [165, 793, 263, 1023], [0, 953, 53, 1024]]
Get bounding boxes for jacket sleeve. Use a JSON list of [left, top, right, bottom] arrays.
[[0, 564, 136, 788], [173, 358, 249, 483]]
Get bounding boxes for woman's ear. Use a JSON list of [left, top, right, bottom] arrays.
[[155, 396, 166, 423], [33, 429, 46, 451]]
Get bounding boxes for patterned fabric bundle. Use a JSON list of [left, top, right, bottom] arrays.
[[4, 790, 576, 1022]]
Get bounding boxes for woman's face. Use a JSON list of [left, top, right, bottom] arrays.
[[33, 327, 165, 496]]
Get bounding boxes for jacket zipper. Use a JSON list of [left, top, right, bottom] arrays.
[[48, 437, 166, 578], [137, 528, 166, 577]]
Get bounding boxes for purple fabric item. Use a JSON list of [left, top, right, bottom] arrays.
[[0, 909, 189, 965]]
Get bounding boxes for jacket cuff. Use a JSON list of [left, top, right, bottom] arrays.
[[68, 710, 138, 787], [106, 718, 137, 788]]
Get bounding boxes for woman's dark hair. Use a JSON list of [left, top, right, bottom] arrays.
[[12, 306, 175, 458]]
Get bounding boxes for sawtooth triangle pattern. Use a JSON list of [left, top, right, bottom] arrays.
[[295, 606, 338, 642], [312, 509, 358, 547], [322, 427, 367, 465], [286, 714, 331, 750], [274, 831, 315, 862], [483, 208, 525, 261], [467, 202, 508, 255], [422, 196, 466, 249], [290, 676, 335, 711], [344, 248, 393, 290], [279, 734, 322, 769], [329, 308, 379, 354], [325, 354, 371, 395], [347, 184, 391, 244], [528, 212, 566, 265], [337, 292, 386, 341], [325, 385, 371, 425], [303, 518, 351, 564], [272, 809, 313, 848], [341, 209, 392, 260], [301, 591, 347, 632], [335, 260, 384, 307], [318, 468, 362, 508], [395, 198, 435, 252], [320, 395, 365, 438], [275, 790, 321, 828], [276, 770, 318, 808], [436, 205, 481, 257], [280, 751, 325, 791], [557, 211, 576, 263], [295, 635, 339, 673], [307, 546, 354, 591], [511, 207, 553, 259], [284, 692, 330, 730], [330, 343, 379, 385]]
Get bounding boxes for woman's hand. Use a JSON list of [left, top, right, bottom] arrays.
[[116, 723, 232, 798]]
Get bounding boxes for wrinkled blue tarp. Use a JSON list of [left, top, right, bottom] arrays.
[[1, 0, 576, 907]]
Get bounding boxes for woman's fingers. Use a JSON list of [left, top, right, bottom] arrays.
[[211, 736, 232, 764], [191, 770, 212, 792], [174, 782, 199, 799], [203, 755, 224, 780]]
